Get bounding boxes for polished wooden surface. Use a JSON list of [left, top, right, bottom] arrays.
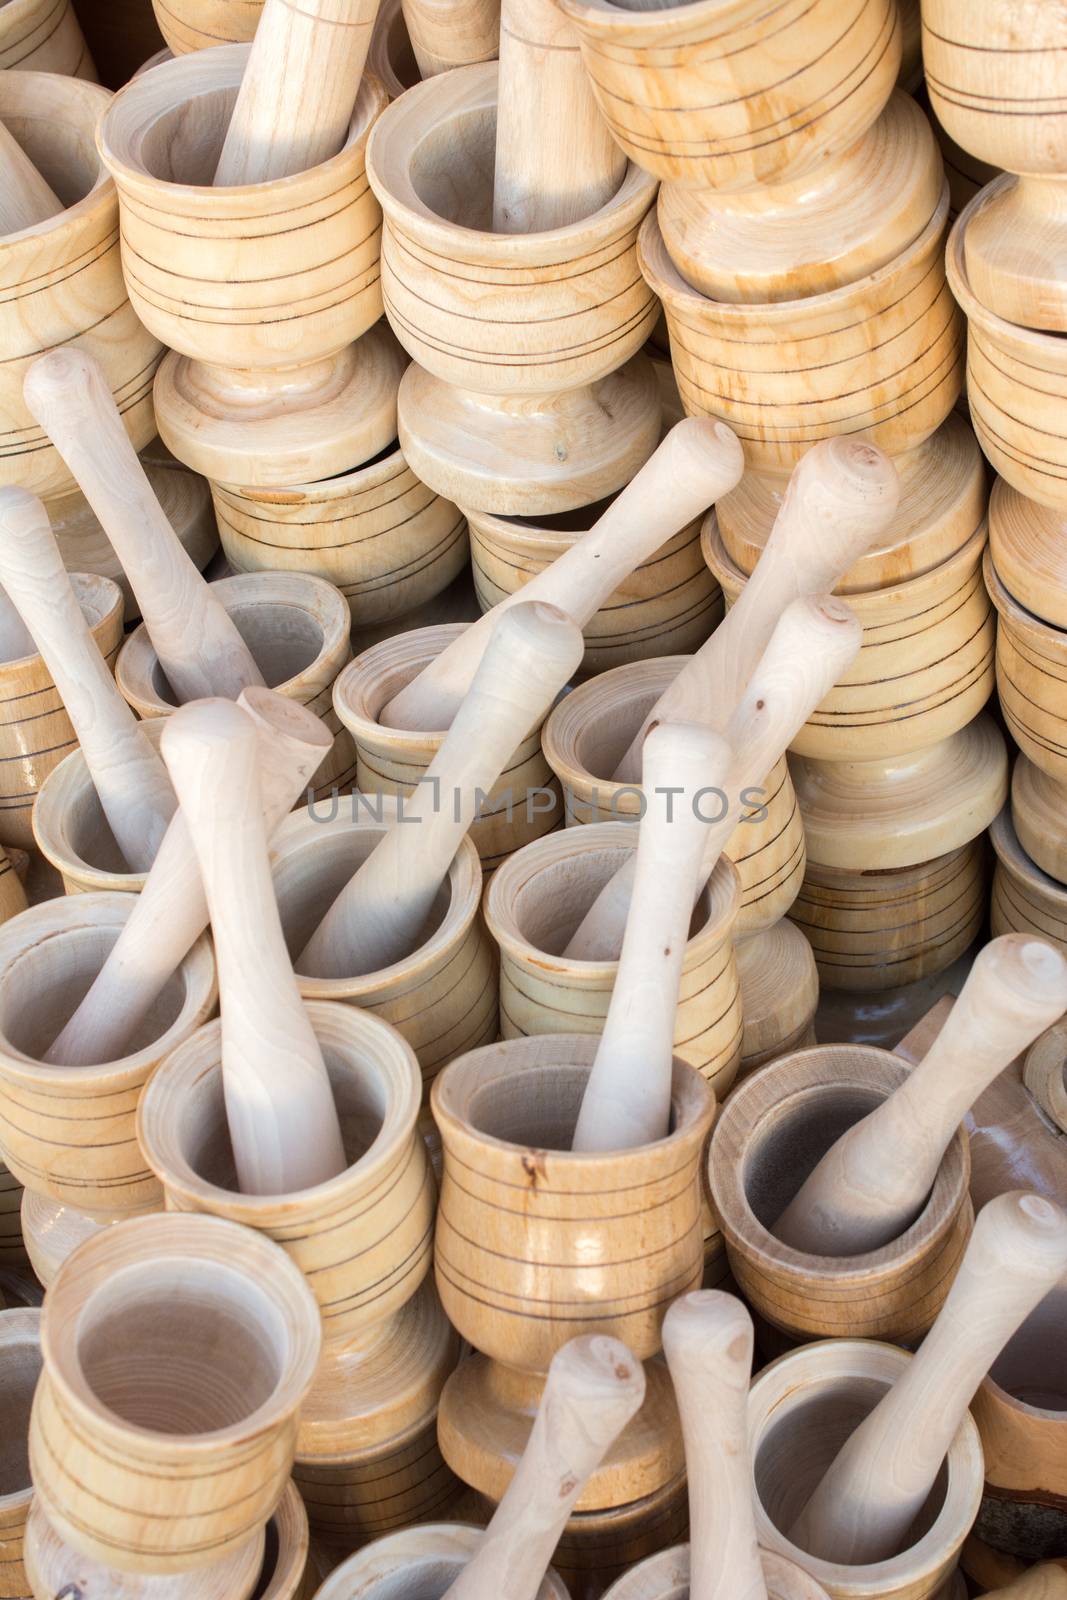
[[736, 921, 819, 1078], [987, 550, 1067, 787], [991, 810, 1067, 957], [1012, 758, 1067, 887], [1, 0, 94, 75], [0, 1308, 40, 1600], [990, 479, 1067, 633]]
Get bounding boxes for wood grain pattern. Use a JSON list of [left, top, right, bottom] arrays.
[[150, 0, 261, 52], [642, 190, 962, 472], [990, 810, 1067, 958], [710, 1044, 973, 1344], [0, 572, 123, 854], [557, 0, 900, 192], [599, 1545, 832, 1600], [0, 891, 215, 1224], [988, 550, 1067, 786], [0, 1162, 24, 1271], [334, 623, 563, 873], [402, 0, 498, 75], [1012, 757, 1067, 889], [749, 1340, 983, 1600], [735, 921, 819, 1078], [368, 0, 420, 99], [0, 0, 94, 76], [990, 479, 1067, 634], [117, 572, 357, 802], [0, 74, 160, 500], [314, 1524, 568, 1600], [789, 840, 989, 992], [541, 659, 806, 935], [270, 811, 498, 1101], [485, 825, 743, 1099], [367, 64, 661, 514], [707, 517, 995, 762], [29, 1212, 322, 1574], [0, 1308, 40, 1600], [99, 46, 388, 486]]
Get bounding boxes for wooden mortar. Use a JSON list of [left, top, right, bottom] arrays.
[[991, 811, 1067, 958], [0, 72, 160, 500], [138, 1001, 462, 1547], [333, 623, 564, 872], [987, 549, 1067, 787], [735, 921, 819, 1078], [401, 0, 499, 77], [0, 0, 94, 77], [50, 446, 218, 624], [0, 1163, 23, 1272], [98, 46, 389, 488], [314, 1523, 569, 1600], [0, 1308, 40, 1600], [0, 571, 122, 852], [150, 0, 261, 53], [555, 0, 899, 191], [749, 1340, 983, 1600], [365, 63, 661, 515], [269, 808, 498, 1102], [788, 840, 989, 993], [0, 854, 26, 933], [0, 891, 216, 1276], [29, 1212, 322, 1574], [709, 1043, 973, 1344], [484, 822, 743, 1099], [598, 1545, 831, 1600], [541, 657, 805, 935], [211, 417, 470, 630], [640, 189, 961, 473], [1013, 757, 1067, 890], [117, 571, 357, 800], [705, 516, 994, 761], [989, 479, 1067, 634], [368, 0, 420, 100], [946, 205, 1067, 512], [466, 492, 722, 679], [432, 1036, 715, 1591]]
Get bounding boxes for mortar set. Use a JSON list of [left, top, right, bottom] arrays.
[[0, 3, 1065, 1600]]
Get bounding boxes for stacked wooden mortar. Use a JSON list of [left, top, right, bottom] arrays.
[[557, 0, 1010, 1036], [923, 0, 1067, 963], [97, 3, 469, 660]]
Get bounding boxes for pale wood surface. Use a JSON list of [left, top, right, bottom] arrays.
[[213, 0, 380, 187], [382, 418, 743, 732], [402, 0, 497, 74], [443, 1338, 645, 1600], [152, 0, 262, 52], [0, 116, 62, 234], [492, 0, 622, 236], [572, 724, 731, 1152], [46, 690, 330, 1068], [29, 1212, 321, 1575], [0, 0, 95, 75], [1014, 758, 1067, 887], [25, 348, 264, 703], [599, 1546, 831, 1600], [0, 1307, 39, 1600], [991, 809, 1067, 959], [613, 437, 899, 781], [736, 921, 819, 1076], [0, 488, 175, 874], [990, 478, 1067, 633], [316, 1523, 568, 1600], [369, 0, 419, 96], [776, 937, 1067, 1256], [987, 1568, 1067, 1600], [790, 1193, 1067, 1567], [161, 699, 346, 1195], [987, 549, 1067, 787], [563, 594, 863, 962], [303, 602, 582, 979]]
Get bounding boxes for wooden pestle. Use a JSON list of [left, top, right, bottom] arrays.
[[442, 1334, 647, 1600], [662, 1291, 768, 1600], [789, 1191, 1067, 1567], [44, 688, 332, 1068], [0, 118, 63, 234], [563, 593, 864, 962], [401, 0, 500, 76], [0, 488, 175, 874], [572, 721, 731, 1153], [301, 601, 583, 979], [775, 935, 1067, 1257], [213, 0, 381, 187], [612, 436, 901, 783], [161, 698, 346, 1195], [382, 418, 745, 731], [492, 0, 624, 234], [23, 349, 264, 703]]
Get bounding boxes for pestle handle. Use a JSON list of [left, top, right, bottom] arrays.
[[300, 601, 583, 979], [401, 0, 500, 75], [790, 1192, 1067, 1567], [492, 0, 624, 234], [663, 1292, 768, 1600], [213, 0, 381, 187], [612, 436, 900, 782], [23, 349, 265, 703], [572, 721, 731, 1153], [382, 418, 745, 731], [0, 118, 63, 234], [161, 699, 346, 1196], [0, 488, 175, 874], [563, 594, 863, 962], [775, 936, 1067, 1257], [442, 1335, 646, 1600], [45, 690, 332, 1068]]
